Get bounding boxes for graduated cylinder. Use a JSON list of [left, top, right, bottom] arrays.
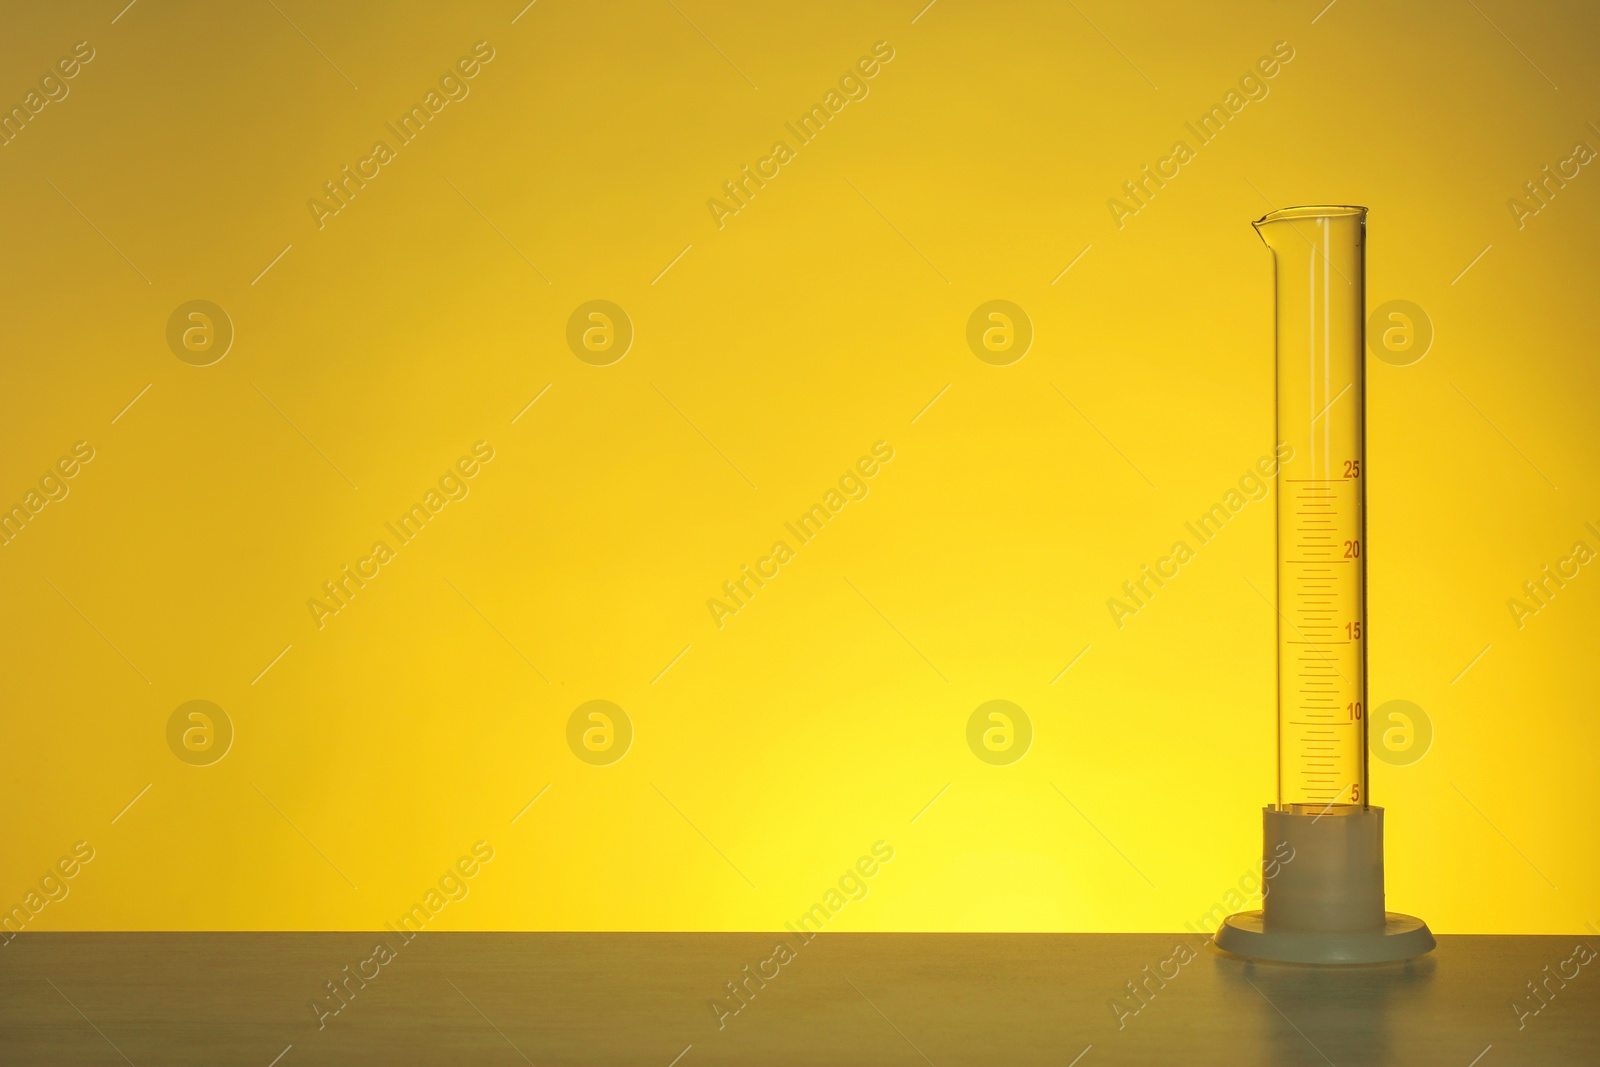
[[1217, 205, 1433, 965], [1254, 206, 1368, 814]]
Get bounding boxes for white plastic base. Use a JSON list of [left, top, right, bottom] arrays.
[[1215, 806, 1435, 964], [1215, 910, 1435, 964]]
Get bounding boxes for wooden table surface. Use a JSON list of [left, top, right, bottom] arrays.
[[1, 933, 1594, 1065]]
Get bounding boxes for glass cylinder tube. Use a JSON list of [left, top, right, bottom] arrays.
[[1254, 206, 1368, 815]]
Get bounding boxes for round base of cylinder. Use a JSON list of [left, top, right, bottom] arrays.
[[1214, 910, 1435, 964], [1214, 805, 1436, 964]]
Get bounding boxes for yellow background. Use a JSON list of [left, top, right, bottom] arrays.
[[1, 0, 1596, 934]]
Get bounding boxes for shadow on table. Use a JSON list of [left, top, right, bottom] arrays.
[[1210, 948, 1438, 1063]]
